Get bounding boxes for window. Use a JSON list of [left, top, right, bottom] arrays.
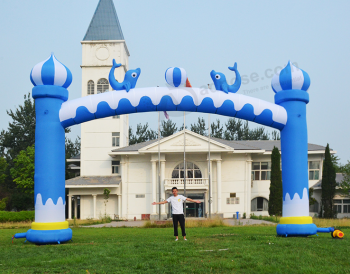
[[87, 80, 94, 95], [309, 161, 320, 180], [112, 132, 120, 147], [343, 200, 350, 213], [171, 162, 202, 179], [333, 199, 350, 214], [252, 162, 271, 181], [113, 115, 120, 119], [112, 161, 120, 174], [251, 197, 269, 211], [136, 194, 145, 198], [227, 193, 239, 204], [97, 78, 109, 93]]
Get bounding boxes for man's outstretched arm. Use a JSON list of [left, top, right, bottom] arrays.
[[186, 198, 201, 203], [152, 201, 168, 205]]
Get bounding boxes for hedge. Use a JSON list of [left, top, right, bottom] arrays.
[[0, 211, 35, 222]]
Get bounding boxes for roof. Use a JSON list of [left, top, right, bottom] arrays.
[[212, 139, 327, 152], [313, 173, 344, 188], [111, 131, 328, 153], [83, 0, 125, 41], [65, 176, 121, 187]]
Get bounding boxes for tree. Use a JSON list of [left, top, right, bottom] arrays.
[[331, 154, 343, 173], [271, 130, 280, 140], [0, 94, 35, 161], [190, 117, 207, 136], [103, 188, 111, 217], [309, 187, 316, 206], [268, 146, 282, 216], [0, 157, 7, 186], [65, 136, 81, 179], [211, 119, 224, 139], [10, 145, 35, 194], [224, 118, 270, 141], [161, 120, 177, 137], [321, 144, 337, 218], [339, 161, 350, 197], [224, 118, 243, 140], [129, 123, 157, 145]]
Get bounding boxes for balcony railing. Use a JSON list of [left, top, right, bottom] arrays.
[[164, 178, 209, 189]]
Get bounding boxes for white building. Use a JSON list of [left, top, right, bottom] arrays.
[[65, 0, 348, 220]]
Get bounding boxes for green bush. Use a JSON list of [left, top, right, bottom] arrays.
[[0, 198, 8, 211], [0, 210, 34, 222]]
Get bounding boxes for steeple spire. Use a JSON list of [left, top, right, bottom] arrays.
[[83, 0, 124, 41]]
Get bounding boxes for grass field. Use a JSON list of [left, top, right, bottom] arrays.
[[1, 225, 349, 273]]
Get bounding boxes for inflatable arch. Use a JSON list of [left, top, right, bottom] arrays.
[[14, 54, 336, 244]]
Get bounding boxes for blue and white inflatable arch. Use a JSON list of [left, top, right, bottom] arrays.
[[14, 55, 334, 244]]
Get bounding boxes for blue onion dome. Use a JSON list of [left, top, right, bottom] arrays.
[[30, 53, 72, 88], [165, 67, 187, 87], [271, 61, 310, 93]]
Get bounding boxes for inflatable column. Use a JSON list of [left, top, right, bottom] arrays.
[[272, 61, 316, 236], [20, 54, 72, 244]]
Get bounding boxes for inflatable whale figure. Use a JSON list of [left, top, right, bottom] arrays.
[[109, 59, 141, 92], [210, 62, 241, 93]]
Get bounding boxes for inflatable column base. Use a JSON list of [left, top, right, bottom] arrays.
[[14, 221, 72, 244], [277, 216, 317, 237], [26, 228, 72, 244]]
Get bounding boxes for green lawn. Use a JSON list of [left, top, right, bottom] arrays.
[[1, 226, 349, 273]]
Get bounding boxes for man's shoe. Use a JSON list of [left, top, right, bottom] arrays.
[[184, 239, 187, 241], [175, 239, 178, 241]]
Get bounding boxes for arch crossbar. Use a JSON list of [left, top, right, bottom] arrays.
[[59, 87, 287, 130]]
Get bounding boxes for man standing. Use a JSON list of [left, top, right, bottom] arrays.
[[152, 187, 201, 241]]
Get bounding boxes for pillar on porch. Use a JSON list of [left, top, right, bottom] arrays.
[[68, 194, 72, 220], [151, 160, 157, 215], [92, 194, 97, 219], [121, 159, 128, 219], [246, 159, 253, 218], [217, 160, 222, 213], [74, 196, 78, 219], [118, 194, 121, 219]]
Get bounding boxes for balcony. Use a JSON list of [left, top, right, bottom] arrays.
[[164, 178, 209, 190]]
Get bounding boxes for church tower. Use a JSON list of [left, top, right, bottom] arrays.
[[80, 0, 129, 176]]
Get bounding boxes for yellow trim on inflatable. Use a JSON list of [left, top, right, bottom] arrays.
[[279, 216, 313, 225], [31, 221, 69, 230]]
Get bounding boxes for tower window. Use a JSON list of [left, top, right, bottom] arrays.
[[112, 132, 120, 147], [87, 80, 94, 95], [112, 161, 120, 174], [97, 78, 109, 93]]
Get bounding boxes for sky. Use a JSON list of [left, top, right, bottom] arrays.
[[0, 0, 349, 163]]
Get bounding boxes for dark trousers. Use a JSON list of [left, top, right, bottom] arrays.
[[172, 214, 186, 237]]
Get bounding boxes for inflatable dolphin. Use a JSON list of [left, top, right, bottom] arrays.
[[210, 62, 241, 93], [109, 59, 141, 92]]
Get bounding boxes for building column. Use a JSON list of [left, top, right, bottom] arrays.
[[246, 159, 253, 218], [160, 160, 166, 216], [217, 160, 222, 213], [74, 196, 78, 219], [118, 194, 121, 219], [92, 194, 97, 219], [151, 160, 157, 215], [121, 159, 128, 219], [68, 194, 72, 220]]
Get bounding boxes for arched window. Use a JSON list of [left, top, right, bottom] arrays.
[[97, 78, 109, 93], [251, 197, 268, 211], [172, 162, 202, 179], [87, 80, 94, 95]]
